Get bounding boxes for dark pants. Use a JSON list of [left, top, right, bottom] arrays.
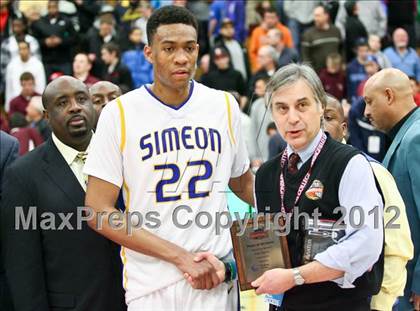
[[270, 297, 370, 311]]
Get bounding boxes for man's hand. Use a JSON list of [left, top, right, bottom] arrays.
[[410, 292, 420, 311], [189, 252, 226, 285], [251, 268, 294, 295], [174, 250, 219, 290]]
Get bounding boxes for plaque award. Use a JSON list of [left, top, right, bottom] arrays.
[[230, 215, 291, 291]]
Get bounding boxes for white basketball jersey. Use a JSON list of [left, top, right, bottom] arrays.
[[84, 81, 249, 303]]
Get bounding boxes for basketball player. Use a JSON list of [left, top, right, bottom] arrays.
[[84, 5, 254, 311]]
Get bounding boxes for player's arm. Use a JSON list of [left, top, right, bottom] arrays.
[[85, 176, 221, 290], [229, 169, 255, 206]]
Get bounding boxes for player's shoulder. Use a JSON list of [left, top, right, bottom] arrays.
[[101, 87, 146, 114], [194, 81, 240, 113]]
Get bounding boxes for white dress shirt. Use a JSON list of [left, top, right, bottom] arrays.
[[287, 130, 384, 288], [52, 133, 90, 191]]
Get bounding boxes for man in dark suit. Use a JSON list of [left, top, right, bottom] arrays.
[[0, 131, 19, 311], [1, 76, 126, 311]]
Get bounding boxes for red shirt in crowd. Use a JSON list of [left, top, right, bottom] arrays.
[[10, 127, 43, 156], [319, 68, 346, 101], [83, 74, 100, 88], [9, 92, 40, 117]]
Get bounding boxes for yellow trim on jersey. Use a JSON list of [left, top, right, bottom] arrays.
[[120, 181, 131, 290], [224, 92, 236, 145], [116, 98, 126, 152]]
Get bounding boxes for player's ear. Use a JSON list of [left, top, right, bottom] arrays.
[[144, 45, 153, 64]]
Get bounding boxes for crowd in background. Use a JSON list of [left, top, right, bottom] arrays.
[[0, 0, 419, 167]]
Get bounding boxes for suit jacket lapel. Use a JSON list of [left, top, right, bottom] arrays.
[[42, 138, 85, 206], [383, 109, 420, 168]]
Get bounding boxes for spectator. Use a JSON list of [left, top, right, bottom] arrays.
[[368, 34, 392, 69], [283, 0, 318, 50], [31, 0, 77, 77], [335, 0, 387, 40], [319, 52, 346, 101], [101, 42, 134, 92], [249, 7, 293, 72], [9, 112, 43, 156], [0, 0, 17, 39], [195, 54, 210, 81], [83, 14, 119, 78], [230, 90, 252, 159], [251, 76, 269, 104], [122, 27, 153, 89], [343, 1, 368, 62], [267, 122, 286, 160], [348, 56, 387, 162], [266, 28, 299, 69], [409, 77, 420, 107], [134, 2, 153, 45], [187, 0, 211, 55], [214, 18, 249, 81], [248, 45, 278, 97], [89, 81, 122, 127], [0, 18, 41, 92], [386, 0, 417, 48], [357, 55, 381, 97], [72, 53, 99, 88], [208, 0, 226, 43], [248, 95, 273, 169], [5, 42, 45, 110], [201, 46, 246, 96], [346, 38, 369, 104], [73, 0, 100, 34], [25, 95, 51, 141], [119, 0, 142, 33], [384, 28, 420, 82], [8, 72, 40, 117], [301, 4, 342, 73], [224, 0, 247, 44]]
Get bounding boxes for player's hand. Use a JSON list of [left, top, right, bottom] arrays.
[[410, 292, 420, 311], [251, 268, 294, 295], [185, 252, 225, 288], [175, 251, 219, 290]]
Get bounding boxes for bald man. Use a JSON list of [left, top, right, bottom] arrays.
[[324, 95, 414, 311], [1, 76, 126, 310], [383, 28, 420, 81], [89, 81, 121, 128], [364, 68, 420, 311]]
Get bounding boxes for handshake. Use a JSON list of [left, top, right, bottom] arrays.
[[175, 251, 232, 290]]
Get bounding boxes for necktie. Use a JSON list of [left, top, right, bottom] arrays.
[[76, 152, 88, 188], [288, 153, 300, 174], [76, 152, 87, 164]]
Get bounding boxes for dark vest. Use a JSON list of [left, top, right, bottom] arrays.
[[255, 135, 384, 310]]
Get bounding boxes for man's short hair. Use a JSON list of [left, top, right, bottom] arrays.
[[20, 72, 35, 82], [146, 5, 198, 45], [75, 52, 92, 65], [266, 63, 327, 109], [263, 7, 277, 17], [17, 40, 30, 49], [102, 42, 120, 58], [99, 14, 115, 26], [327, 52, 342, 62]]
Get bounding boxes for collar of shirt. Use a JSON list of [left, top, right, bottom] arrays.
[[388, 107, 418, 140], [286, 130, 323, 167], [52, 133, 90, 165]]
